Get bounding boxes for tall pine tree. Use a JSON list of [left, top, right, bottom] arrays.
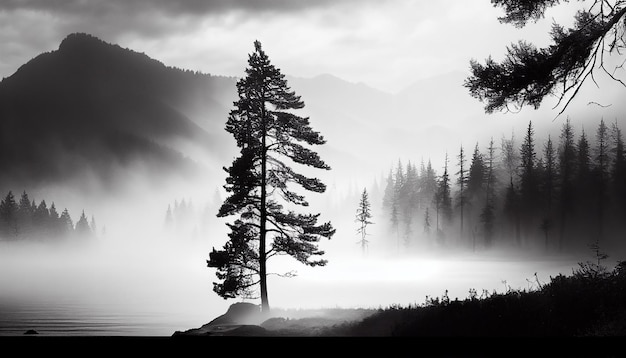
[[434, 152, 453, 241], [558, 118, 576, 250], [207, 41, 335, 313], [456, 145, 468, 242], [610, 120, 626, 217]]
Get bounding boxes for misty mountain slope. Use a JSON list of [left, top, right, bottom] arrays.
[[0, 33, 240, 191]]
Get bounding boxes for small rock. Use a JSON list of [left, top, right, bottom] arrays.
[[24, 329, 38, 335]]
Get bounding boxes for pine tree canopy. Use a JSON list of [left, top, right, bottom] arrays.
[[465, 0, 626, 115]]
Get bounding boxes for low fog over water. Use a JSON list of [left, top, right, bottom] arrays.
[[0, 188, 593, 336]]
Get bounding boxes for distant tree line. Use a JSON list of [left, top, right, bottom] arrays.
[[382, 118, 626, 253], [163, 197, 215, 239], [0, 190, 97, 241]]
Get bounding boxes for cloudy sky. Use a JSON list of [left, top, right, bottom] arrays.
[[0, 0, 585, 93]]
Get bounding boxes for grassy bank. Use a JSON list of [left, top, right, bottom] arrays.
[[316, 259, 626, 337]]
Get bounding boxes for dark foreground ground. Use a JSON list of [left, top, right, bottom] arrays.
[[167, 260, 626, 356], [176, 260, 626, 338]]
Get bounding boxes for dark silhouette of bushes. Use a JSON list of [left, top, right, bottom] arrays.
[[323, 260, 626, 337]]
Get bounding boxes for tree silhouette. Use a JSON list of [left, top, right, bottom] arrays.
[[558, 118, 577, 250], [610, 120, 626, 216], [456, 145, 468, 241], [594, 119, 610, 242], [33, 200, 50, 239], [0, 191, 18, 239], [207, 41, 335, 313], [49, 202, 60, 237], [17, 191, 33, 238], [75, 210, 92, 237], [355, 188, 374, 255], [481, 138, 497, 247], [519, 121, 539, 244], [59, 209, 74, 235], [541, 135, 557, 249], [576, 129, 593, 242], [465, 0, 626, 115], [434, 152, 453, 241]]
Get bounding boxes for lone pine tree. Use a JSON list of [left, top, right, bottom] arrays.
[[355, 188, 373, 255], [207, 41, 335, 313]]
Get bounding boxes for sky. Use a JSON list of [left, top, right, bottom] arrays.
[[0, 0, 586, 94]]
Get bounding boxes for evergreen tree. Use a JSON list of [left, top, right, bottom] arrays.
[[434, 152, 453, 239], [594, 119, 610, 242], [33, 200, 50, 238], [422, 160, 438, 210], [558, 118, 577, 250], [48, 203, 60, 238], [467, 143, 487, 240], [456, 145, 468, 241], [576, 128, 593, 244], [482, 138, 497, 247], [541, 135, 557, 250], [485, 138, 497, 206], [355, 188, 373, 255], [75, 210, 91, 237], [467, 143, 486, 202], [59, 208, 74, 235], [16, 191, 33, 238], [0, 191, 18, 239], [207, 41, 335, 313], [501, 131, 521, 244], [400, 161, 418, 233], [610, 120, 626, 216], [519, 121, 539, 244]]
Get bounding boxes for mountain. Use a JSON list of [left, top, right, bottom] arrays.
[[0, 33, 237, 193]]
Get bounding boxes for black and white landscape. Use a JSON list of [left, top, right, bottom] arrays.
[[1, 1, 626, 353]]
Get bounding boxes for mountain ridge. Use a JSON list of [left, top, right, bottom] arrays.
[[0, 33, 237, 194]]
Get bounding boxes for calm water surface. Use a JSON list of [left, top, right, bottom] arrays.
[[0, 238, 587, 336]]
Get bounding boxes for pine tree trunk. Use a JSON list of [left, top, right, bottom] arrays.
[[259, 103, 269, 313]]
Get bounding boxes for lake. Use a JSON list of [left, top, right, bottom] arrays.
[[0, 238, 587, 336]]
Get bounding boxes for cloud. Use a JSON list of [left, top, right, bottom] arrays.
[[0, 0, 588, 93], [0, 0, 373, 18]]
